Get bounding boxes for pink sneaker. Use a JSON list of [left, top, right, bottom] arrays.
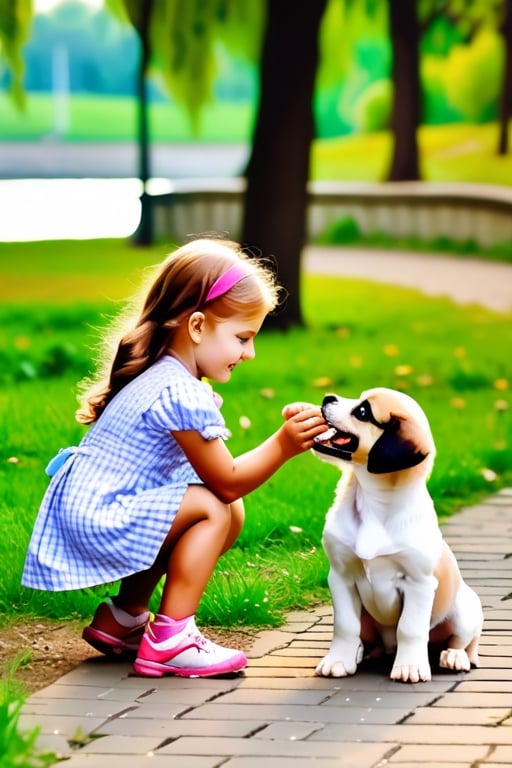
[[133, 615, 247, 678], [82, 599, 150, 658]]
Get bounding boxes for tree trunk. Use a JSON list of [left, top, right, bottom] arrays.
[[242, 0, 328, 329], [387, 0, 421, 181], [133, 0, 153, 246], [498, 0, 512, 155]]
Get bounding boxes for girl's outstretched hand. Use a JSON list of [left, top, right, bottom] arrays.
[[281, 401, 319, 420], [279, 403, 328, 454]]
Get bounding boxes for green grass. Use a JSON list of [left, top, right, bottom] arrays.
[[0, 657, 59, 767], [1, 239, 511, 630], [311, 122, 512, 184], [315, 217, 512, 264], [0, 92, 255, 142]]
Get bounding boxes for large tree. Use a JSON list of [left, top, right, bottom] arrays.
[[108, 0, 327, 327], [241, 0, 328, 328], [386, 0, 421, 180], [498, 0, 512, 154]]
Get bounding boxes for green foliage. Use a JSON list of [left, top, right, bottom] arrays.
[[444, 28, 503, 121], [316, 215, 362, 244], [108, 0, 264, 133], [315, 215, 512, 264], [353, 78, 392, 132], [0, 0, 509, 138], [0, 0, 33, 108], [0, 658, 60, 767]]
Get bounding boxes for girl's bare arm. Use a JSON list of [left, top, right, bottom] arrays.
[[173, 405, 325, 504]]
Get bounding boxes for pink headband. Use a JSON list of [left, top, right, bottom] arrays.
[[205, 263, 250, 303]]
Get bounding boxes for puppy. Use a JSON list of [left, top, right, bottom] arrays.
[[312, 387, 483, 683]]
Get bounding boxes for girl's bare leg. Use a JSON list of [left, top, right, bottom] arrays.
[[114, 486, 244, 619], [157, 486, 243, 618]]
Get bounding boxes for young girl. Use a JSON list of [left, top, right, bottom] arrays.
[[22, 237, 326, 678]]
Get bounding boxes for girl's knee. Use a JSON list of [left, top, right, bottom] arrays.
[[230, 498, 245, 536], [219, 498, 244, 555], [179, 485, 230, 526]]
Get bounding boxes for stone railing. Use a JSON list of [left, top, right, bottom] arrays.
[[148, 178, 512, 248]]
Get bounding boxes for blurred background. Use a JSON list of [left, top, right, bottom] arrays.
[[0, 0, 512, 234], [1, 0, 511, 324]]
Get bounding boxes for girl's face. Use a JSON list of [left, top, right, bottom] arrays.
[[194, 310, 267, 382]]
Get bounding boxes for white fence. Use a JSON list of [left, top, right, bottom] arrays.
[[150, 179, 512, 248]]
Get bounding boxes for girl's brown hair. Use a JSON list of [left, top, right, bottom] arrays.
[[76, 237, 283, 424]]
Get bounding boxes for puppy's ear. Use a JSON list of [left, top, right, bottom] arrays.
[[367, 419, 429, 474]]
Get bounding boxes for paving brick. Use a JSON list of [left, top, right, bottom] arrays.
[[63, 758, 216, 767], [433, 692, 512, 708], [91, 716, 259, 739], [388, 745, 490, 763], [406, 707, 509, 725], [243, 666, 317, 678], [71, 734, 161, 755], [18, 712, 106, 737], [181, 702, 414, 725], [277, 644, 331, 657], [217, 688, 332, 705], [20, 731, 70, 754], [223, 749, 391, 768], [480, 632, 512, 642], [247, 630, 297, 658], [455, 680, 512, 693], [381, 764, 468, 768], [464, 667, 512, 681], [22, 696, 131, 718], [486, 746, 512, 762], [253, 721, 324, 740], [158, 735, 391, 760], [309, 723, 512, 745], [323, 690, 441, 708]]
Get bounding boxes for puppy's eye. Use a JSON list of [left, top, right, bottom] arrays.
[[352, 400, 373, 422]]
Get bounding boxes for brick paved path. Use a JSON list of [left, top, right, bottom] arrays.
[[20, 488, 512, 767]]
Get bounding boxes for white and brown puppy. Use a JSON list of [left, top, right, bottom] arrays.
[[312, 387, 483, 684]]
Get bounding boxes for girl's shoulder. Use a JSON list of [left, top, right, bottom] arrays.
[[146, 356, 204, 394], [141, 357, 226, 436], [132, 356, 217, 413]]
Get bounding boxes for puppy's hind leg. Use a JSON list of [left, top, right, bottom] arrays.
[[439, 582, 483, 672]]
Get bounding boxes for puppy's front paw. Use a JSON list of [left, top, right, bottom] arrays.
[[315, 642, 363, 678], [315, 657, 354, 678], [439, 647, 471, 672], [390, 661, 431, 683]]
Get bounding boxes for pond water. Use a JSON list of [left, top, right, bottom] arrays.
[[0, 178, 143, 241]]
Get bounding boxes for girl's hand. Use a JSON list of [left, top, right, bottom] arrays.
[[281, 401, 319, 420], [278, 405, 328, 455]]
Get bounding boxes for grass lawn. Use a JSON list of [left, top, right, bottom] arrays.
[[0, 93, 255, 143], [1, 238, 511, 630], [311, 122, 512, 184]]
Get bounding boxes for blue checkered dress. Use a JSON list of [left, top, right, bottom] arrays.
[[22, 356, 228, 591]]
